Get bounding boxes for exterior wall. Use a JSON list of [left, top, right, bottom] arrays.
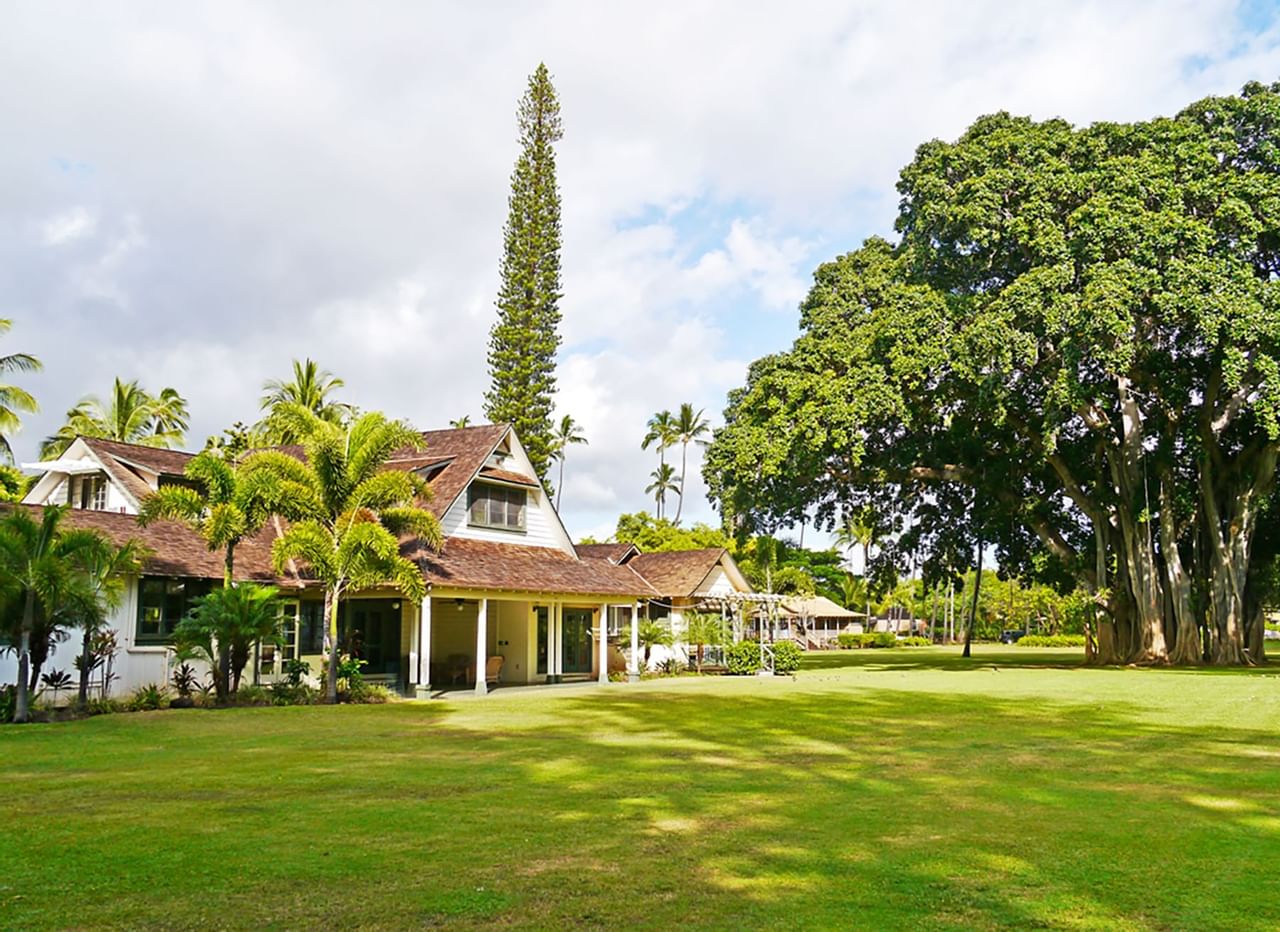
[[439, 486, 566, 551]]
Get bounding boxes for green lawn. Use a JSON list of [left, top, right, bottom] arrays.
[[4, 646, 1280, 929]]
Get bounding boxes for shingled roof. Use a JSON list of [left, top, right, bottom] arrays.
[[576, 542, 640, 564], [405, 537, 655, 597], [83, 437, 195, 477], [626, 548, 732, 598], [406, 424, 511, 518], [13, 505, 293, 586]]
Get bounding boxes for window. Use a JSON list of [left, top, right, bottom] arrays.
[[298, 601, 326, 654], [67, 473, 108, 510], [468, 483, 526, 531], [136, 577, 213, 644]]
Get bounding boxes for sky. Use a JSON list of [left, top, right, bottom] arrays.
[[3, 0, 1280, 547]]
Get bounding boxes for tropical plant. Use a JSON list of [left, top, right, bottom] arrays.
[[0, 319, 40, 463], [683, 610, 729, 672], [611, 512, 730, 552], [550, 414, 587, 509], [484, 64, 565, 483], [40, 378, 189, 458], [246, 404, 443, 702], [835, 507, 882, 624], [258, 358, 352, 442], [771, 640, 803, 674], [0, 464, 30, 502], [170, 663, 198, 699], [449, 416, 472, 429], [641, 410, 678, 518], [0, 505, 115, 723], [636, 618, 673, 669], [645, 464, 680, 520], [70, 537, 148, 707], [171, 584, 282, 700], [39, 668, 72, 704], [204, 421, 271, 459], [671, 403, 710, 525]]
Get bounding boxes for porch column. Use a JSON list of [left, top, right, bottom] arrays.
[[550, 601, 562, 683], [475, 597, 489, 695], [629, 601, 640, 683], [416, 595, 433, 699], [598, 603, 609, 684]]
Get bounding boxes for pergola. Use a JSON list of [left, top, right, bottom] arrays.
[[695, 590, 791, 674]]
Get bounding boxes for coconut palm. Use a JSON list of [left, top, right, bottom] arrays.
[[449, 416, 472, 429], [258, 359, 351, 442], [550, 414, 587, 509], [641, 410, 677, 518], [0, 319, 40, 463], [671, 403, 710, 525], [0, 505, 115, 723], [244, 404, 444, 702], [645, 463, 680, 520], [683, 610, 729, 673], [40, 378, 189, 458]]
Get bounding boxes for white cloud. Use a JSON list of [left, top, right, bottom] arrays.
[[2, 0, 1279, 538], [39, 206, 96, 246]]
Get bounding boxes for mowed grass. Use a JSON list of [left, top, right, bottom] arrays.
[[3, 647, 1280, 930]]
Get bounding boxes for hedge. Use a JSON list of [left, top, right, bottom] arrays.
[[1016, 634, 1086, 648], [835, 632, 932, 649]]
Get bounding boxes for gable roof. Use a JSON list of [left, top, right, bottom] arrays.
[[403, 536, 655, 597], [626, 548, 739, 598], [82, 437, 195, 477], [576, 542, 640, 564], [405, 424, 510, 519]]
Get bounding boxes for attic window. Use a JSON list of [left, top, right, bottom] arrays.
[[67, 473, 108, 511], [468, 483, 526, 532]]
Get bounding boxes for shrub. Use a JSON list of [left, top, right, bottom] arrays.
[[269, 682, 318, 706], [126, 684, 168, 712], [836, 632, 864, 649], [726, 639, 763, 675], [772, 640, 803, 674], [345, 683, 396, 704], [1016, 634, 1086, 648], [231, 685, 271, 707], [657, 657, 686, 676], [85, 697, 123, 716], [0, 685, 13, 723], [283, 658, 311, 687], [899, 636, 933, 647]]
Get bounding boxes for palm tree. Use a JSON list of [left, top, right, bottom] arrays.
[[671, 403, 710, 525], [258, 359, 351, 442], [550, 415, 587, 509], [71, 537, 148, 707], [836, 507, 881, 624], [172, 584, 281, 697], [449, 416, 472, 429], [0, 319, 40, 463], [683, 610, 728, 672], [0, 505, 114, 723], [246, 404, 444, 702], [41, 378, 189, 458], [645, 463, 680, 520], [641, 410, 677, 518]]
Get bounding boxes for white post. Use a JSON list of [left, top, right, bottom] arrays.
[[416, 595, 433, 699], [598, 603, 609, 684], [629, 601, 640, 683], [551, 602, 562, 683], [475, 598, 488, 695]]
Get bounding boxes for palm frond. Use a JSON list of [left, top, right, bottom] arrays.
[[137, 486, 207, 527]]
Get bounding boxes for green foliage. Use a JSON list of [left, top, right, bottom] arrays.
[[1017, 635, 1087, 648], [231, 685, 271, 707], [268, 681, 318, 706], [0, 464, 30, 502], [550, 414, 587, 509], [257, 358, 352, 443], [485, 63, 564, 482], [612, 512, 729, 552], [345, 682, 395, 704], [283, 658, 311, 687], [41, 378, 188, 458], [725, 639, 763, 675], [704, 82, 1280, 666], [170, 663, 198, 698], [83, 696, 123, 716], [248, 405, 443, 702], [0, 684, 13, 723], [836, 632, 903, 649], [0, 318, 40, 463], [126, 683, 168, 712], [172, 584, 281, 701], [683, 610, 730, 671], [636, 619, 673, 666], [771, 640, 803, 673]]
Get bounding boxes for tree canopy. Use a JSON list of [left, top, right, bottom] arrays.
[[705, 81, 1280, 666]]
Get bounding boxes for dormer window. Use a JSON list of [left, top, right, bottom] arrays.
[[468, 482, 526, 532], [67, 472, 108, 510]]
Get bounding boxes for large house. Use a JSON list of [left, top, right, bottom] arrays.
[[4, 425, 767, 698]]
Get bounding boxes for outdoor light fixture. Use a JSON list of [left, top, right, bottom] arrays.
[[455, 598, 465, 611]]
